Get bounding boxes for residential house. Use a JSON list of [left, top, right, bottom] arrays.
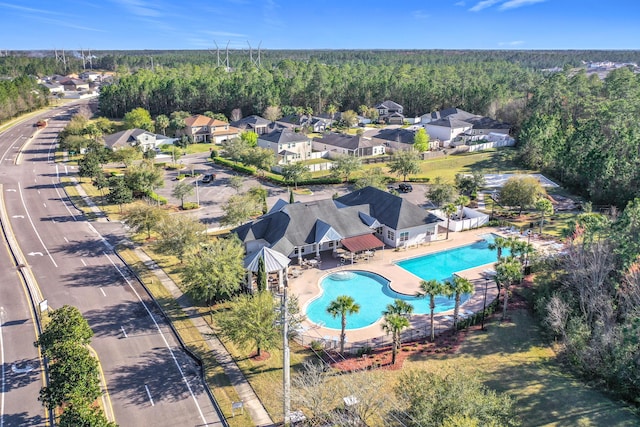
[[370, 128, 416, 153], [312, 133, 385, 158], [179, 114, 240, 144], [421, 108, 511, 146], [231, 115, 281, 135], [375, 100, 405, 124], [103, 129, 174, 152], [258, 128, 312, 164], [42, 82, 64, 95], [58, 78, 90, 92], [233, 186, 442, 265], [277, 114, 329, 133]]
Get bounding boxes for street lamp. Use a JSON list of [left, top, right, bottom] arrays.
[[480, 277, 489, 331]]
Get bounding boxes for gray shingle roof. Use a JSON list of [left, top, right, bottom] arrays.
[[103, 128, 154, 150], [375, 100, 403, 110], [260, 128, 309, 144], [313, 133, 374, 150], [427, 117, 473, 129], [230, 115, 271, 128], [371, 128, 415, 144], [336, 187, 440, 230]]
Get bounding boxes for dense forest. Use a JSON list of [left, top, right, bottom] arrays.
[[0, 76, 49, 123], [4, 49, 640, 76], [97, 59, 536, 120], [518, 67, 640, 208]]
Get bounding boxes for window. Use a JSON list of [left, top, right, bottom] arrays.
[[400, 232, 409, 243], [328, 241, 334, 248], [375, 227, 383, 235], [387, 230, 395, 241], [294, 248, 299, 255]]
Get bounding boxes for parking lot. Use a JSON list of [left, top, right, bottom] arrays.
[[153, 152, 431, 230]]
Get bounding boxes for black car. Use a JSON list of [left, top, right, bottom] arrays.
[[398, 183, 413, 193], [201, 174, 214, 184]]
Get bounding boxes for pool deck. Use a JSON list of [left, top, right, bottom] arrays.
[[291, 227, 506, 347]]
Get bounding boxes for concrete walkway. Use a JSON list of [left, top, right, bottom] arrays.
[[70, 179, 273, 426]]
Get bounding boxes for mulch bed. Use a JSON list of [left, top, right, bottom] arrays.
[[249, 350, 271, 362], [327, 274, 535, 372]]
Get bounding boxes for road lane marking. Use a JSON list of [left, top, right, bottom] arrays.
[[103, 252, 207, 424], [18, 182, 57, 268], [145, 385, 154, 406], [64, 237, 69, 243], [43, 203, 46, 208], [100, 288, 106, 297], [80, 258, 86, 266], [120, 326, 128, 338], [51, 179, 77, 222]]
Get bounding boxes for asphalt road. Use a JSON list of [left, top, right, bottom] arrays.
[[0, 103, 224, 426]]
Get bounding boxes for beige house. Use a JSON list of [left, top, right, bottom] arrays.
[[179, 114, 240, 144]]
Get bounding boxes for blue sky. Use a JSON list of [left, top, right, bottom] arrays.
[[1, 0, 639, 51]]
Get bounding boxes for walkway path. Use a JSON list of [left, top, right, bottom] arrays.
[[70, 180, 274, 426]]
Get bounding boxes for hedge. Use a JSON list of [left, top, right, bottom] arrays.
[[148, 191, 167, 205]]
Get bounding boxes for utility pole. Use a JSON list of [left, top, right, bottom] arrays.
[[282, 276, 291, 425]]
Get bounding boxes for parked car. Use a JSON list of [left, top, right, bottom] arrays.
[[201, 174, 214, 184], [398, 183, 413, 193]]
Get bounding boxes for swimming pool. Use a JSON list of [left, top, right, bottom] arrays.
[[306, 271, 467, 330], [396, 233, 507, 282], [305, 234, 503, 330]]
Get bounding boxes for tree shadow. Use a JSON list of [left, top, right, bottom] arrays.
[[109, 347, 205, 405], [1, 357, 41, 392], [2, 411, 45, 427], [82, 300, 160, 339]]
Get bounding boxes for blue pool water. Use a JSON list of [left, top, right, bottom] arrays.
[[396, 233, 508, 282], [306, 234, 504, 330]]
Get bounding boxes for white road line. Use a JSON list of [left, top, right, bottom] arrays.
[[43, 203, 46, 208], [120, 326, 128, 338], [144, 385, 155, 406], [51, 179, 77, 222], [64, 237, 69, 243], [18, 183, 57, 268], [100, 288, 106, 297], [0, 135, 22, 163], [80, 258, 86, 266], [103, 252, 207, 424]]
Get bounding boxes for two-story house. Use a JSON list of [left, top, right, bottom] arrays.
[[375, 100, 405, 124], [422, 108, 511, 146], [231, 115, 282, 135], [180, 115, 240, 144], [258, 128, 312, 165]]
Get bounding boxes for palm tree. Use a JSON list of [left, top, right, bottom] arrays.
[[535, 198, 554, 234], [383, 299, 414, 318], [495, 258, 523, 320], [326, 295, 360, 354], [455, 195, 470, 220], [381, 313, 410, 365], [444, 276, 475, 332], [488, 235, 510, 261], [443, 203, 457, 240], [416, 279, 447, 342]]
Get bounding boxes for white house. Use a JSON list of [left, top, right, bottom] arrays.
[[258, 128, 312, 164]]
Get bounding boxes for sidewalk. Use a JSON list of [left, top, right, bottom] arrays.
[[134, 248, 274, 427], [71, 179, 274, 426]]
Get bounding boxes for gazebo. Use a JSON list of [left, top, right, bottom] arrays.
[[244, 246, 291, 291]]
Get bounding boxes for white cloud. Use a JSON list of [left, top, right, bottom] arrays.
[[412, 10, 429, 19], [499, 0, 545, 10], [112, 0, 161, 17], [469, 0, 501, 12], [454, 1, 466, 6], [0, 2, 62, 15], [498, 40, 525, 46]]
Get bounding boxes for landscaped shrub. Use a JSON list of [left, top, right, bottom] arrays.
[[310, 340, 324, 352], [148, 192, 167, 205], [182, 202, 199, 210]]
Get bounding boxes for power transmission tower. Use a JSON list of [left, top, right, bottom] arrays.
[[224, 41, 230, 70], [210, 41, 222, 67], [87, 49, 93, 69]]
